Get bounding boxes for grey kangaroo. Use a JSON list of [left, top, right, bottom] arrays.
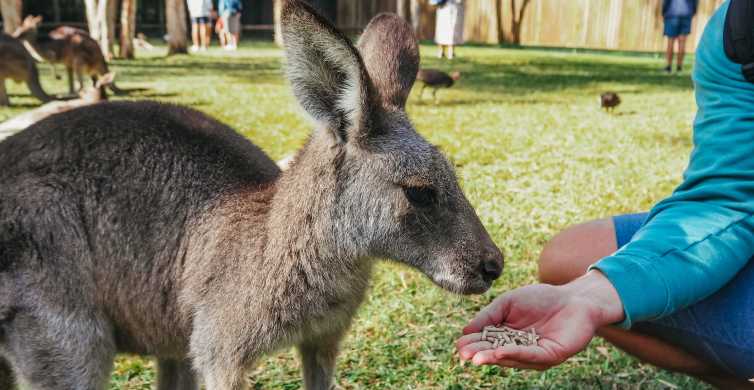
[[13, 16, 125, 97], [0, 32, 54, 106], [0, 1, 503, 389]]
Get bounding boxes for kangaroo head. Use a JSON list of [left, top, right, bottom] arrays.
[[13, 15, 42, 41], [278, 0, 503, 294]]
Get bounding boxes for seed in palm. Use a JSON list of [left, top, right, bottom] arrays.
[[480, 325, 539, 348]]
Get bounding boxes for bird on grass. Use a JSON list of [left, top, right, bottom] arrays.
[[416, 69, 461, 103], [600, 91, 621, 112]]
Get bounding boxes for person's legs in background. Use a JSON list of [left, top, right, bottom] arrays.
[[666, 37, 677, 72], [223, 12, 241, 50], [200, 20, 210, 50], [447, 44, 455, 60], [538, 217, 754, 389], [676, 17, 692, 72], [437, 45, 445, 58], [191, 19, 200, 52], [664, 16, 683, 73], [677, 35, 688, 71]]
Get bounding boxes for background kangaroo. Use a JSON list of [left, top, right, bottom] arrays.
[[0, 32, 54, 106], [0, 72, 114, 135], [0, 1, 503, 389], [13, 16, 125, 97]]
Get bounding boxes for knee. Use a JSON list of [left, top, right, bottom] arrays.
[[537, 231, 574, 285], [538, 218, 616, 285]]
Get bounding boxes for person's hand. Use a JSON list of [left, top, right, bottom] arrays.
[[456, 271, 624, 370]]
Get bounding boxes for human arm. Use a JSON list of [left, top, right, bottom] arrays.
[[592, 1, 754, 328]]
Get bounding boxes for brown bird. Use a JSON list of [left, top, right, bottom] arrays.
[[416, 69, 461, 102], [600, 91, 621, 112]]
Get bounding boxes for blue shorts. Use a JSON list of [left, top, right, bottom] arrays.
[[664, 16, 692, 38], [192, 16, 210, 25], [613, 213, 754, 379]]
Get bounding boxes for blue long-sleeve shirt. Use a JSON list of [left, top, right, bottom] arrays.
[[591, 0, 754, 329], [219, 0, 242, 15]]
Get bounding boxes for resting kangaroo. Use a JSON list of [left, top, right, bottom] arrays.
[[0, 33, 54, 106], [13, 16, 125, 96], [0, 2, 503, 389]]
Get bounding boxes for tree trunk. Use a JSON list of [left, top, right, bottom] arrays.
[[105, 0, 117, 59], [95, 0, 117, 61], [273, 0, 283, 47], [410, 0, 421, 34], [510, 0, 531, 45], [397, 0, 409, 21], [166, 0, 187, 55], [84, 0, 100, 40], [0, 0, 22, 35], [119, 0, 135, 58]]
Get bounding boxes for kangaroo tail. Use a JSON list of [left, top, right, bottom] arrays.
[[25, 63, 53, 103]]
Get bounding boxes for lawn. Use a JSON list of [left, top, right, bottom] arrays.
[[0, 41, 707, 389]]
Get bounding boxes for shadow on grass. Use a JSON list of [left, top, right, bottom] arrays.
[[425, 55, 694, 97], [99, 45, 694, 106]]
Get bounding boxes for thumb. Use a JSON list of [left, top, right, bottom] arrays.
[[463, 295, 511, 335]]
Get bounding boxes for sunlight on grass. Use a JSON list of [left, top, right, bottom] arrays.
[[0, 41, 708, 389]]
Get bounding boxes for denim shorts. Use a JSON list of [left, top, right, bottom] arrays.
[[192, 16, 210, 25], [664, 16, 692, 38], [613, 213, 754, 379]]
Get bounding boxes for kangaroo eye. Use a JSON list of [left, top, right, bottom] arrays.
[[403, 186, 437, 208]]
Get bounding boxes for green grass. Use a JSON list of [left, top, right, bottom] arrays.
[[0, 41, 707, 389]]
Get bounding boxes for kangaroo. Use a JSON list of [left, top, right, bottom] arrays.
[[0, 72, 114, 135], [0, 2, 503, 389], [13, 16, 125, 97], [0, 33, 54, 106]]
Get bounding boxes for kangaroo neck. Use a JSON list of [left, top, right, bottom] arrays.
[[261, 138, 372, 293]]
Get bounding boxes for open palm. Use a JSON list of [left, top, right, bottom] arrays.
[[456, 276, 622, 370]]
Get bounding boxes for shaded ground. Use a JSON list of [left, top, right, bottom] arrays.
[[0, 41, 707, 389]]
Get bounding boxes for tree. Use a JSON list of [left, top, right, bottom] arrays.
[[274, 0, 283, 46], [498, 0, 532, 45], [410, 0, 421, 35], [0, 0, 22, 35], [95, 0, 113, 60], [397, 0, 409, 20], [119, 0, 136, 58], [166, 0, 187, 54], [84, 0, 100, 40]]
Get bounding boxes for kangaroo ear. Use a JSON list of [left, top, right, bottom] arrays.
[[96, 72, 115, 88], [357, 13, 420, 110], [281, 0, 371, 144]]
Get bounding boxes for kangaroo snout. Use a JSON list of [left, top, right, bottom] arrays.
[[479, 247, 504, 283]]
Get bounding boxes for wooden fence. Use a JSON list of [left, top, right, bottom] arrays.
[[8, 0, 729, 52], [420, 0, 726, 52]]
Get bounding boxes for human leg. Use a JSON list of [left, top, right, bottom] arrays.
[[666, 38, 676, 71], [199, 21, 209, 49], [677, 35, 688, 71], [191, 21, 200, 51]]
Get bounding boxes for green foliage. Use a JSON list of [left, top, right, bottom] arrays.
[[0, 42, 709, 389]]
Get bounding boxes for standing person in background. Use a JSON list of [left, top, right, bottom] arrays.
[[434, 0, 464, 59], [187, 0, 213, 52], [219, 0, 242, 50], [663, 0, 698, 73], [213, 9, 228, 49]]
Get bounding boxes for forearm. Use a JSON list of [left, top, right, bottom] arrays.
[[560, 270, 625, 327]]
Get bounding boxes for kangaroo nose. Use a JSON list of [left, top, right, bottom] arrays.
[[480, 249, 504, 282]]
